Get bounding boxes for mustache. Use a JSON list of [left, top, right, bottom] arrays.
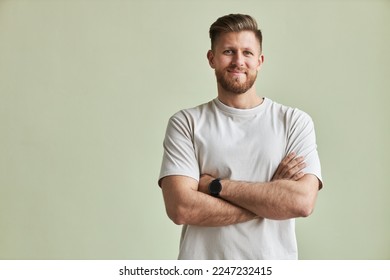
[[227, 66, 247, 72]]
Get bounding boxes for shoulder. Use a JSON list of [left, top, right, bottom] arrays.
[[168, 100, 215, 124], [164, 100, 215, 136], [266, 98, 313, 124]]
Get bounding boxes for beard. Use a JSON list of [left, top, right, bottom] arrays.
[[215, 66, 258, 94]]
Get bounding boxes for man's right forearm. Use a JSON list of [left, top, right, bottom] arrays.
[[161, 175, 258, 227], [177, 190, 258, 226]]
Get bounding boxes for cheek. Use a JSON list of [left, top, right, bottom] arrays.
[[247, 59, 260, 69], [250, 63, 262, 73], [219, 58, 231, 68], [214, 55, 232, 65]]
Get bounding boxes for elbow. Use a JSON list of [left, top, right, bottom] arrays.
[[169, 213, 186, 225], [166, 204, 188, 225], [296, 194, 317, 218], [295, 174, 320, 217], [297, 203, 314, 218]]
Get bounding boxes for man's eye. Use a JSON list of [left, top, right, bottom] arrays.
[[244, 51, 253, 56], [223, 50, 233, 55]]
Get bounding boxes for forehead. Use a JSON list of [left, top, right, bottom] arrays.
[[214, 31, 260, 51]]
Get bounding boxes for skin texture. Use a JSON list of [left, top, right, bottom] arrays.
[[160, 30, 320, 226]]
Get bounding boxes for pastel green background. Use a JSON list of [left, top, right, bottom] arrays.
[[1, 0, 389, 259]]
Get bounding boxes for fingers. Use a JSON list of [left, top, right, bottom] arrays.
[[280, 152, 297, 165], [272, 152, 306, 181], [292, 171, 305, 181], [280, 157, 306, 179], [272, 153, 295, 179]]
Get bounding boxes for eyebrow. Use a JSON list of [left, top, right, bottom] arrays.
[[221, 45, 259, 53]]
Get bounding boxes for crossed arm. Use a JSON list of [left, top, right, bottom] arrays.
[[160, 153, 320, 227]]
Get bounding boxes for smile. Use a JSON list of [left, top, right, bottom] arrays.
[[227, 69, 246, 75]]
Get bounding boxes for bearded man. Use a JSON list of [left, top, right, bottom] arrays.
[[158, 14, 323, 260]]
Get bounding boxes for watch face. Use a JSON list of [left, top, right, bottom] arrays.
[[210, 179, 222, 196]]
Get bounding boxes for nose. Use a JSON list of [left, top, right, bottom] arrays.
[[232, 52, 244, 67]]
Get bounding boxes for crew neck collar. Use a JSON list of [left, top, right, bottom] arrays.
[[213, 97, 269, 116]]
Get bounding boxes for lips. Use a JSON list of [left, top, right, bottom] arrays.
[[227, 67, 247, 75]]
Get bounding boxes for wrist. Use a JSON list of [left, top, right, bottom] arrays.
[[219, 179, 227, 197], [199, 174, 215, 193]]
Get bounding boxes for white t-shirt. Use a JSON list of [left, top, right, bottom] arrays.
[[159, 97, 322, 259]]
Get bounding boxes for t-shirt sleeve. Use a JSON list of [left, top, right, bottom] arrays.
[[158, 111, 200, 187], [285, 109, 323, 188]]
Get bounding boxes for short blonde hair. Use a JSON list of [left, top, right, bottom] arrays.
[[209, 14, 263, 51]]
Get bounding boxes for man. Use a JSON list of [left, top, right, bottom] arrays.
[[158, 14, 322, 259]]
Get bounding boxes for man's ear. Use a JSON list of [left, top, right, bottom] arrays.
[[257, 54, 265, 71], [207, 50, 215, 69]]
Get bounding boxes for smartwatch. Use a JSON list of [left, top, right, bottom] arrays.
[[208, 178, 222, 197]]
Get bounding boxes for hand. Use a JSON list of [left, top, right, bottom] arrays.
[[198, 174, 215, 194], [272, 152, 306, 181]]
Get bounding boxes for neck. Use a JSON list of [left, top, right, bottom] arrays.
[[217, 85, 263, 109]]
